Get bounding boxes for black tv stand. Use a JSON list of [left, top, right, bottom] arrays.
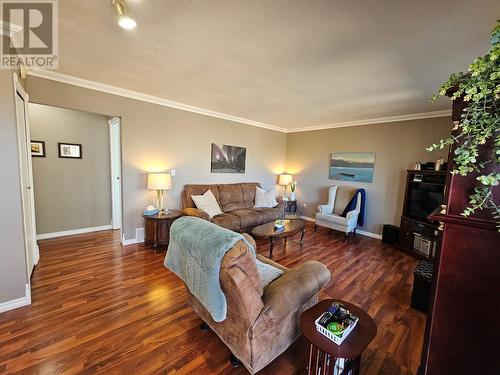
[[397, 170, 446, 260]]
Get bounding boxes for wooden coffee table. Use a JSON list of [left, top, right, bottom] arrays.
[[300, 299, 377, 375], [251, 219, 305, 258]]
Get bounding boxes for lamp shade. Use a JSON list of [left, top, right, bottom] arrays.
[[147, 173, 172, 190], [278, 174, 293, 186]]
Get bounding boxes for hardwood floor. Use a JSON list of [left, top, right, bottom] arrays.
[[0, 223, 425, 374]]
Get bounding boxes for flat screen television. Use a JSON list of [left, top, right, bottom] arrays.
[[408, 189, 443, 221]]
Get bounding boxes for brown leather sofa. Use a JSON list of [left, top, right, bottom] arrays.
[[181, 182, 286, 232], [185, 233, 331, 373]]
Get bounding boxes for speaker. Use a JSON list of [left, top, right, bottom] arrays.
[[382, 224, 399, 244]]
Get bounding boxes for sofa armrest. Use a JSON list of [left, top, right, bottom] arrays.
[[256, 261, 330, 324], [182, 207, 210, 221], [317, 204, 334, 215], [346, 209, 359, 221]]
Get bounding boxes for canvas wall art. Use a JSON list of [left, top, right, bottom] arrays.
[[211, 143, 246, 173], [329, 152, 375, 183], [58, 143, 82, 159], [31, 140, 46, 157]]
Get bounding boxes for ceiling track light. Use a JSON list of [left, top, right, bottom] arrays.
[[112, 0, 137, 29]]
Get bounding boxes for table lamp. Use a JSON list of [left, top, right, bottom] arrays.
[[147, 172, 172, 214], [278, 174, 293, 197]]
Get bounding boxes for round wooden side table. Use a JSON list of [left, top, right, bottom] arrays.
[[300, 299, 377, 375], [143, 210, 182, 250]]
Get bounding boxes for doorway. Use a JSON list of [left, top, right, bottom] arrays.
[[13, 73, 39, 284]]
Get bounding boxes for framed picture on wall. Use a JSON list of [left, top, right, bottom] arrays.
[[329, 152, 375, 183], [211, 143, 246, 173], [58, 143, 82, 159], [31, 140, 46, 157]]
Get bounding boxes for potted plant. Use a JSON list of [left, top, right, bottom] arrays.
[[290, 181, 297, 201], [428, 21, 499, 228]]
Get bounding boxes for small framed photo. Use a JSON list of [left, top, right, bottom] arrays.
[[58, 143, 82, 159], [31, 140, 46, 157]]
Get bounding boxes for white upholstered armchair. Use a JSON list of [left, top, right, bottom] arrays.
[[314, 186, 362, 241]]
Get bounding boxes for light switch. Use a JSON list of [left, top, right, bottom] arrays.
[[170, 169, 176, 176]]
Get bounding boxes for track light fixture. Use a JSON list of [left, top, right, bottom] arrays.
[[112, 0, 137, 29]]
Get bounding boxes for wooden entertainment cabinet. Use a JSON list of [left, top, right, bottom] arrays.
[[397, 170, 446, 260]]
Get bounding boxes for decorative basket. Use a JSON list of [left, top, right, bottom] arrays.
[[314, 315, 358, 345]]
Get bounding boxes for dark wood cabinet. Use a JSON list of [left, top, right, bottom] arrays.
[[143, 211, 182, 249], [420, 95, 500, 374]]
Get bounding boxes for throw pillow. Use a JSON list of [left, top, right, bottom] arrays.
[[191, 190, 223, 218], [255, 259, 284, 287], [254, 187, 278, 208]]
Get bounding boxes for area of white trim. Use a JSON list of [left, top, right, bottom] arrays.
[[121, 228, 145, 246], [0, 283, 31, 314], [288, 110, 452, 133], [300, 215, 382, 239], [27, 69, 451, 133], [27, 69, 288, 132], [36, 224, 113, 240]]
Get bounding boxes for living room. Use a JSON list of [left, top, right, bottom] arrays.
[[0, 1, 498, 375]]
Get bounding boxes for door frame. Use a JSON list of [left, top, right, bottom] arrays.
[[109, 117, 123, 234], [13, 72, 39, 292]]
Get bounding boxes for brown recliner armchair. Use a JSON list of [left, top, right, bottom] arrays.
[[185, 234, 331, 373]]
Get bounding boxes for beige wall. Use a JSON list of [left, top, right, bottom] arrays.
[[0, 70, 28, 303], [26, 77, 287, 241], [29, 104, 112, 234], [285, 118, 451, 235]]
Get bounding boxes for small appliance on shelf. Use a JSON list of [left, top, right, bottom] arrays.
[[314, 302, 358, 345]]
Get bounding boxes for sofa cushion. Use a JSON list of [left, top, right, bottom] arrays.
[[211, 213, 241, 232], [229, 208, 265, 228], [191, 190, 223, 218], [183, 185, 220, 209], [254, 207, 282, 223], [333, 186, 357, 215], [241, 182, 261, 208], [254, 187, 278, 208], [218, 184, 245, 211]]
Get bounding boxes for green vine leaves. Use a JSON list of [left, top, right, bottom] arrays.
[[427, 21, 500, 228]]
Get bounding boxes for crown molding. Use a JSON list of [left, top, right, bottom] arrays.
[[27, 69, 451, 134], [27, 69, 288, 133], [288, 110, 452, 133]]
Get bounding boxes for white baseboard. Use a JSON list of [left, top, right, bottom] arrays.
[[36, 224, 113, 240], [0, 283, 31, 314], [122, 228, 145, 246], [300, 215, 382, 240]]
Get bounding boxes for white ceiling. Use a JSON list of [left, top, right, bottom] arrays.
[[49, 0, 499, 131]]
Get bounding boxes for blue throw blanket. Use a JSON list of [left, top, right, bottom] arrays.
[[164, 216, 255, 322], [341, 188, 366, 226]]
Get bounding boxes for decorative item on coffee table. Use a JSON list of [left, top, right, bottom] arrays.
[[143, 210, 182, 250], [251, 219, 305, 258], [300, 299, 377, 375]]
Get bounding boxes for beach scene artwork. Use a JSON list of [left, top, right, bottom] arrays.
[[329, 152, 375, 183]]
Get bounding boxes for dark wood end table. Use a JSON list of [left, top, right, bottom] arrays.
[[143, 210, 182, 250], [251, 219, 305, 258], [300, 299, 377, 375]]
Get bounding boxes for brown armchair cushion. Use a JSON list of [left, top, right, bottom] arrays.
[[253, 207, 283, 223], [211, 213, 240, 232], [217, 184, 245, 211], [229, 208, 265, 228]]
